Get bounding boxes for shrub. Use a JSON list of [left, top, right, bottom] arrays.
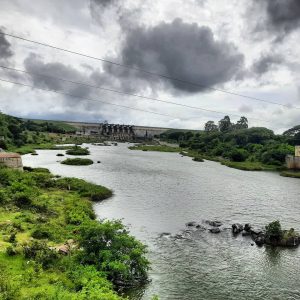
[[228, 148, 249, 162], [14, 192, 32, 207], [31, 228, 52, 240], [266, 220, 282, 239], [66, 146, 90, 156], [61, 158, 93, 166], [23, 240, 58, 269], [6, 245, 17, 256], [78, 220, 149, 286]]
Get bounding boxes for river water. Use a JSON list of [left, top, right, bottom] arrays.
[[23, 143, 300, 300]]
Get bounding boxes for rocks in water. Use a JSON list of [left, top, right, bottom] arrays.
[[97, 161, 101, 163], [242, 230, 251, 237], [209, 228, 221, 234], [205, 220, 223, 227], [159, 232, 171, 238], [196, 224, 206, 230], [186, 221, 197, 227], [244, 223, 251, 232], [232, 223, 243, 234], [254, 235, 265, 246]]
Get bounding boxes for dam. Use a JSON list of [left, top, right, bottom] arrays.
[[66, 121, 170, 140]]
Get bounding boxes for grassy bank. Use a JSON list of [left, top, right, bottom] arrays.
[[61, 158, 94, 166], [0, 167, 148, 299], [9, 143, 73, 155], [280, 171, 300, 178], [129, 144, 181, 152]]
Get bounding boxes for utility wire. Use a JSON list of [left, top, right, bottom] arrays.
[[0, 78, 177, 118], [0, 65, 268, 123], [0, 65, 273, 121], [0, 30, 294, 109]]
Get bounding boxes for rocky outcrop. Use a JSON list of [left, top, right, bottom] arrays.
[[232, 223, 243, 234]]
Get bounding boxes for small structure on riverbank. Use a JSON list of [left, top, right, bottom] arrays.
[[0, 152, 23, 170], [286, 146, 300, 169]]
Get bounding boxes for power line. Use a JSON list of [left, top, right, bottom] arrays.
[[0, 78, 177, 118], [0, 30, 294, 109], [0, 65, 273, 121]]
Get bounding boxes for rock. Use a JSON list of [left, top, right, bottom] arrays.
[[186, 221, 197, 227], [244, 224, 251, 232], [250, 228, 263, 236], [242, 230, 251, 237], [97, 161, 101, 163], [159, 232, 171, 238], [232, 223, 243, 234], [209, 228, 221, 234], [206, 220, 223, 227], [196, 224, 206, 230], [254, 235, 265, 246]]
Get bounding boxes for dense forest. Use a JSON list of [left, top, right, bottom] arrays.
[[0, 112, 76, 149], [161, 116, 300, 166]]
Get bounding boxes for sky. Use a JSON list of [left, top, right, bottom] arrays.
[[0, 0, 300, 132]]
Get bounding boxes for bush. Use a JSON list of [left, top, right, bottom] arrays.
[[266, 220, 282, 239], [61, 158, 93, 166], [66, 146, 90, 156], [6, 246, 17, 256], [228, 148, 249, 162], [14, 192, 32, 207], [31, 228, 52, 240], [23, 240, 58, 269], [55, 177, 112, 201], [78, 220, 149, 286]]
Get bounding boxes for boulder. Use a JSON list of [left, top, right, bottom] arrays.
[[232, 223, 243, 234], [242, 230, 251, 237], [209, 228, 221, 234], [254, 234, 265, 246], [244, 224, 251, 232], [206, 220, 223, 227], [186, 221, 197, 227]]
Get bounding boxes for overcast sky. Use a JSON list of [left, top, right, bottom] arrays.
[[0, 0, 300, 132]]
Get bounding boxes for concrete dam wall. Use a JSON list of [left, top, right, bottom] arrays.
[[66, 122, 169, 140]]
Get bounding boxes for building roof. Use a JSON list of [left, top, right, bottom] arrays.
[[0, 153, 21, 158]]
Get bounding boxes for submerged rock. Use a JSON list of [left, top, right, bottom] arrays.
[[186, 221, 197, 227], [205, 220, 223, 227], [244, 224, 252, 232], [232, 223, 243, 234], [209, 228, 221, 234]]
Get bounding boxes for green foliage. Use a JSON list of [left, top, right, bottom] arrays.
[[66, 146, 90, 156], [228, 148, 249, 162], [55, 177, 112, 201], [61, 158, 94, 166], [129, 145, 181, 152], [23, 240, 59, 269], [266, 220, 282, 239], [6, 245, 17, 256], [78, 220, 149, 286]]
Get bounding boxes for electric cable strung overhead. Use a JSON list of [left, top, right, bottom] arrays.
[[0, 70, 270, 122], [0, 77, 272, 123], [0, 30, 295, 109], [0, 65, 278, 121]]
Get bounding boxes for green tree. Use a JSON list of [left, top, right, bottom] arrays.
[[218, 116, 232, 132], [204, 121, 218, 132]]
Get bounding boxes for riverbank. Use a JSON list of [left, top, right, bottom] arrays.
[[0, 166, 149, 299], [129, 145, 282, 172], [280, 171, 300, 178]]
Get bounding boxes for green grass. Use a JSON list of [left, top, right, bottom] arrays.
[[0, 167, 147, 299], [61, 158, 94, 166], [10, 143, 73, 155], [280, 171, 300, 178], [220, 160, 282, 171], [129, 144, 181, 152], [66, 146, 90, 156]]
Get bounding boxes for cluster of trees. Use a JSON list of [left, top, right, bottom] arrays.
[[204, 116, 248, 132], [0, 112, 76, 148], [161, 116, 297, 165]]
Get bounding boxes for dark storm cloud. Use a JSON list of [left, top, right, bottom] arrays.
[[253, 0, 300, 41], [252, 53, 284, 75], [24, 54, 94, 100], [105, 18, 244, 94], [0, 29, 13, 61]]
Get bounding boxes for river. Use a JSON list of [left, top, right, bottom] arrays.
[[23, 143, 300, 300]]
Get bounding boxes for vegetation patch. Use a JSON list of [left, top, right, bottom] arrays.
[[66, 146, 90, 156], [61, 158, 94, 166], [129, 144, 181, 152], [0, 166, 148, 299], [280, 171, 300, 178]]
